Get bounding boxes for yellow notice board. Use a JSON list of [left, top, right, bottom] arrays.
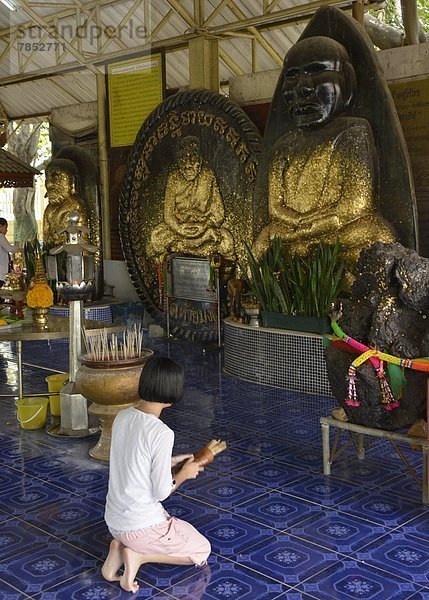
[[107, 53, 164, 148], [389, 79, 429, 156]]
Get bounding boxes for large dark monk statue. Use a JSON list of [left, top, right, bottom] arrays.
[[254, 7, 417, 272]]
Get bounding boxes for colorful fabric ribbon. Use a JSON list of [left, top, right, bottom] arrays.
[[330, 320, 429, 410]]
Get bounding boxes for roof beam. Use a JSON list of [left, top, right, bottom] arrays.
[[0, 0, 357, 87], [208, 0, 354, 34], [98, 0, 143, 53], [15, 0, 101, 74], [0, 0, 127, 36], [224, 0, 282, 66], [164, 0, 199, 30]]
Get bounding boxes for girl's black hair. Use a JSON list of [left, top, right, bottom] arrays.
[[0, 218, 7, 226], [138, 355, 184, 404]]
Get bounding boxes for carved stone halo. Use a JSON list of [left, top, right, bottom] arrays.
[[119, 88, 262, 341]]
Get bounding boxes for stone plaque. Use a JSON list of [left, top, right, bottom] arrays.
[[167, 257, 216, 303]]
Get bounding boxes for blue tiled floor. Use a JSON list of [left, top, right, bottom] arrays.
[[0, 337, 428, 599]]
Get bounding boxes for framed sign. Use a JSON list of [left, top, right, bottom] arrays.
[[389, 79, 429, 156], [166, 256, 217, 303], [107, 52, 164, 148]]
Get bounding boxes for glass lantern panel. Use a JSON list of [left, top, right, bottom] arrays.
[[83, 255, 95, 280], [45, 255, 58, 281], [67, 254, 83, 284]]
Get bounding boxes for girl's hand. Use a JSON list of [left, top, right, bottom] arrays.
[[171, 454, 193, 467], [179, 457, 204, 480]]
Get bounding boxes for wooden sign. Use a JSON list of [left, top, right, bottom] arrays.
[[107, 52, 164, 148], [389, 79, 429, 156]]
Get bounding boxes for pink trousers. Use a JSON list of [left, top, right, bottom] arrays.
[[111, 516, 211, 566]]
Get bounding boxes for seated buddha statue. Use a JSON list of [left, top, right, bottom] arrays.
[[149, 136, 235, 259], [43, 158, 89, 247], [253, 36, 396, 269]]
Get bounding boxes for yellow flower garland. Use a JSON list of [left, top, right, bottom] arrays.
[[26, 282, 54, 308]]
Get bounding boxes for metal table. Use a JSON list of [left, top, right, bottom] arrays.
[[0, 314, 125, 400], [321, 415, 429, 504]]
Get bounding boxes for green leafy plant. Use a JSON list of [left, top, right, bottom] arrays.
[[241, 237, 345, 318], [23, 238, 45, 285]]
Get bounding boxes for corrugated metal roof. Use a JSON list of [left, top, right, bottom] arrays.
[[0, 147, 40, 188], [0, 0, 326, 118]]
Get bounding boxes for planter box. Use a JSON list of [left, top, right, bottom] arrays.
[[261, 311, 331, 334]]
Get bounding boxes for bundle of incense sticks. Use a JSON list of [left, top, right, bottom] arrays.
[[193, 439, 227, 465], [83, 325, 144, 362]]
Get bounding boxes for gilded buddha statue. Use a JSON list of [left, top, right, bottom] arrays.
[[43, 158, 89, 246], [149, 136, 235, 259], [253, 36, 396, 268]]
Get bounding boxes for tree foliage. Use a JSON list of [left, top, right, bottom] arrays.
[[372, 0, 429, 32]]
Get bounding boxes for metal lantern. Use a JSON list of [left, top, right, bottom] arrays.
[[47, 210, 97, 302], [47, 210, 99, 437]]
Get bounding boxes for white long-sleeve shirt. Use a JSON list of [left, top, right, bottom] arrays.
[[105, 407, 175, 532], [0, 233, 18, 282]]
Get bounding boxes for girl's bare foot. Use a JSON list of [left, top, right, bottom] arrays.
[[120, 547, 143, 593], [101, 539, 124, 582]]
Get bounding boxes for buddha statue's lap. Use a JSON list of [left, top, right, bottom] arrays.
[[151, 222, 233, 258]]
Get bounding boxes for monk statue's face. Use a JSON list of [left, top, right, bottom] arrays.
[[45, 168, 74, 202], [178, 149, 201, 182], [281, 37, 353, 129]]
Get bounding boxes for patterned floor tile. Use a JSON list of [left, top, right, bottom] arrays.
[[269, 421, 322, 444], [181, 473, 267, 509], [281, 474, 363, 507], [399, 511, 429, 544], [0, 336, 428, 599], [18, 454, 83, 480], [236, 532, 338, 586], [0, 480, 72, 517], [235, 491, 321, 531], [0, 539, 98, 595], [160, 559, 290, 600], [353, 532, 429, 585], [0, 579, 33, 599], [151, 563, 213, 599], [336, 491, 426, 527], [0, 517, 57, 561], [274, 592, 320, 600], [273, 445, 327, 471], [326, 456, 405, 487], [31, 567, 134, 599], [192, 512, 273, 557], [201, 447, 261, 476], [407, 590, 429, 600], [233, 458, 307, 489], [289, 508, 387, 554], [378, 474, 424, 504], [62, 520, 112, 560], [365, 441, 424, 468], [164, 493, 220, 523], [135, 560, 199, 591], [297, 557, 423, 599], [0, 440, 49, 466], [0, 463, 28, 490], [23, 497, 104, 535], [234, 435, 292, 458], [49, 464, 108, 494]]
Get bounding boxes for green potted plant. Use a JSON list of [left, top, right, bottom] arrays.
[[241, 237, 345, 334]]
